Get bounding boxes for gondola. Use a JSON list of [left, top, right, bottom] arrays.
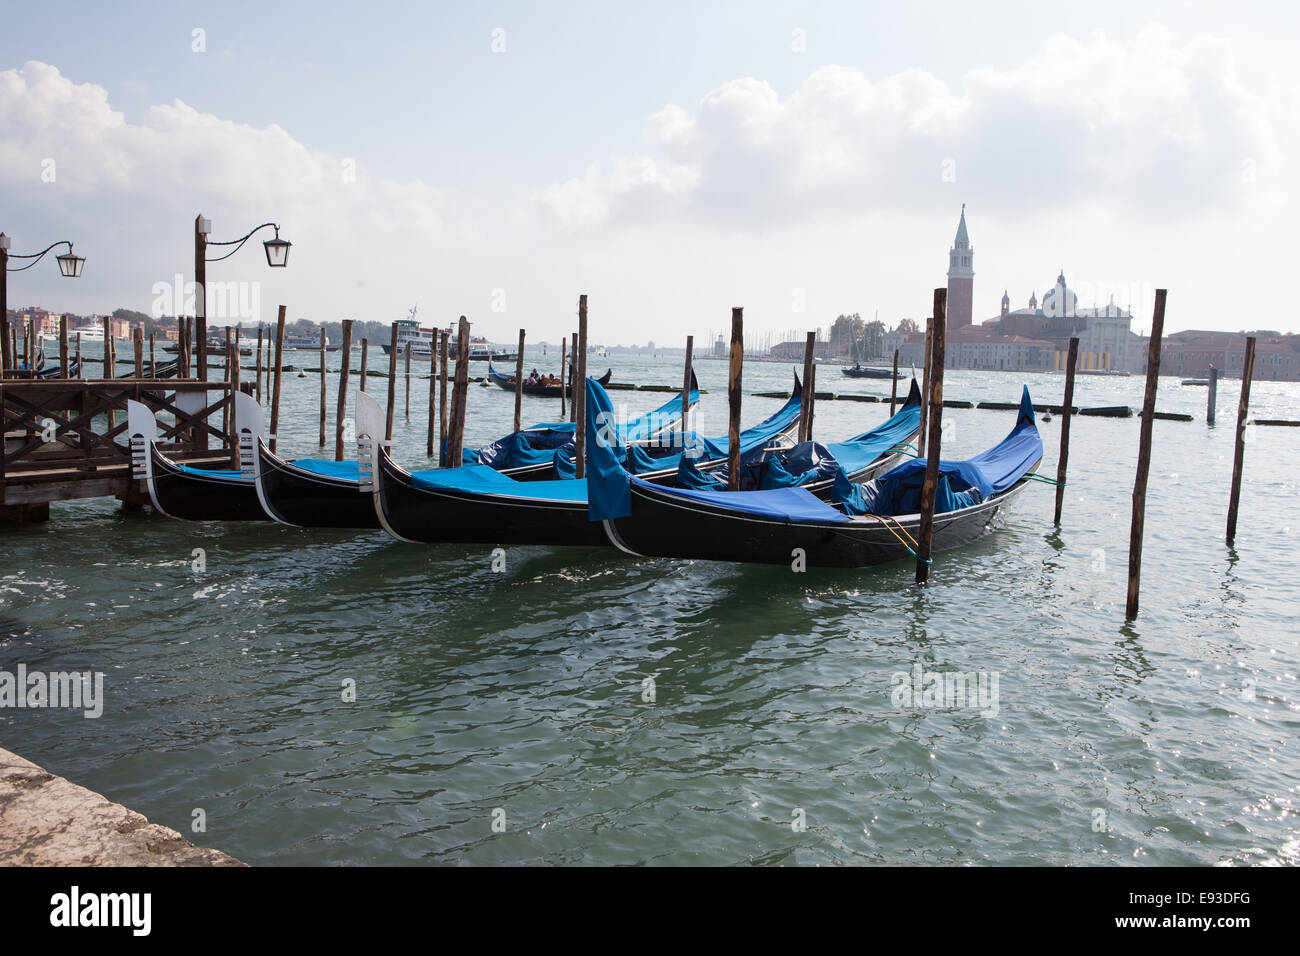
[[488, 363, 612, 398], [591, 381, 1043, 568], [359, 374, 820, 545], [36, 360, 79, 379], [117, 358, 180, 379], [358, 391, 605, 546], [128, 393, 270, 521], [841, 365, 901, 380], [251, 441, 375, 528], [667, 378, 922, 498], [256, 372, 797, 532], [469, 371, 702, 480]]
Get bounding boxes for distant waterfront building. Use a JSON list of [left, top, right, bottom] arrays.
[[1161, 330, 1300, 381]]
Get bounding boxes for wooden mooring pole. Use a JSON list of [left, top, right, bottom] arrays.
[[75, 332, 82, 379], [574, 299, 589, 480], [59, 315, 69, 378], [228, 340, 241, 468], [269, 305, 286, 454], [255, 325, 264, 402], [513, 329, 526, 433], [569, 332, 578, 423], [446, 316, 471, 468], [335, 319, 353, 461], [1054, 336, 1079, 524], [1207, 366, 1219, 426], [149, 331, 156, 378], [799, 331, 816, 442], [434, 332, 444, 460], [681, 335, 694, 436], [918, 313, 934, 456], [915, 289, 947, 584], [438, 330, 449, 465], [890, 348, 899, 415], [1226, 337, 1256, 547], [133, 327, 143, 379], [318, 328, 327, 446], [726, 307, 744, 491], [404, 339, 412, 420], [359, 338, 369, 391], [1125, 289, 1168, 620], [559, 337, 567, 420], [385, 323, 399, 442]]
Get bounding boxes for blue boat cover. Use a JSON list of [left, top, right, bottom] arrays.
[[176, 463, 245, 480], [841, 386, 1042, 516], [628, 476, 852, 524], [409, 463, 589, 503], [554, 381, 803, 480], [289, 458, 361, 480], [465, 375, 701, 470]]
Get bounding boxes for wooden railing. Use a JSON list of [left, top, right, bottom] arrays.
[[1, 379, 233, 506]]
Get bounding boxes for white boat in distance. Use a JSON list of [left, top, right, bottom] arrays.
[[379, 306, 517, 362]]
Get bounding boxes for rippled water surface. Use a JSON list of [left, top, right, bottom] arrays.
[[3, 351, 1298, 865]]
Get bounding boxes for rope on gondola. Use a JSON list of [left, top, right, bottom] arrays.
[[1023, 473, 1062, 486], [887, 442, 919, 456], [824, 512, 931, 563]]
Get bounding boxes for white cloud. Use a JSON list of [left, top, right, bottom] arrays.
[[534, 25, 1283, 231], [0, 60, 462, 325]]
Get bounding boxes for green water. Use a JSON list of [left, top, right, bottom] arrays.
[[2, 352, 1298, 865]]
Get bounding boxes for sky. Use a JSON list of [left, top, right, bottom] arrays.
[[1, 0, 1296, 344]]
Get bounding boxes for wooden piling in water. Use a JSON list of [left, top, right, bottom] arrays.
[[575, 299, 589, 480], [75, 332, 82, 379], [335, 319, 353, 461], [446, 316, 471, 468], [799, 331, 816, 442], [133, 328, 143, 379], [385, 323, 399, 442], [890, 348, 899, 415], [1207, 366, 1219, 426], [318, 329, 327, 446], [228, 341, 241, 468], [359, 338, 369, 392], [427, 331, 438, 458], [404, 339, 412, 420], [269, 305, 286, 454], [149, 332, 156, 379], [103, 317, 114, 428], [438, 330, 449, 464], [1125, 289, 1168, 620], [1226, 337, 1256, 547], [1054, 337, 1079, 525], [727, 307, 744, 492], [806, 360, 817, 439], [255, 325, 264, 403], [569, 333, 578, 423], [559, 337, 567, 420], [915, 289, 947, 585], [681, 335, 694, 436], [59, 316, 69, 378], [918, 314, 934, 456], [513, 329, 526, 433]]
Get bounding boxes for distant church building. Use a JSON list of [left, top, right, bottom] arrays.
[[946, 204, 974, 334]]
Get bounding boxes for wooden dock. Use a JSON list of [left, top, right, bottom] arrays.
[[1, 377, 236, 522]]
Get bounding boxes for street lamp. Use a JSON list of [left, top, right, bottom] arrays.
[[193, 214, 291, 378], [1, 233, 85, 374]]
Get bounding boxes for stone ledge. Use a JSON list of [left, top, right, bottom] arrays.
[[0, 747, 244, 867]]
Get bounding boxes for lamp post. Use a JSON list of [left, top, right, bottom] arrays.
[[1, 233, 85, 374], [194, 214, 290, 380]]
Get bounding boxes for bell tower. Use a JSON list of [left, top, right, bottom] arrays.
[[946, 204, 974, 332]]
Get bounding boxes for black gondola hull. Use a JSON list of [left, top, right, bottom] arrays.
[[148, 444, 269, 521], [376, 449, 607, 546], [603, 475, 1035, 568], [255, 443, 379, 529]]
